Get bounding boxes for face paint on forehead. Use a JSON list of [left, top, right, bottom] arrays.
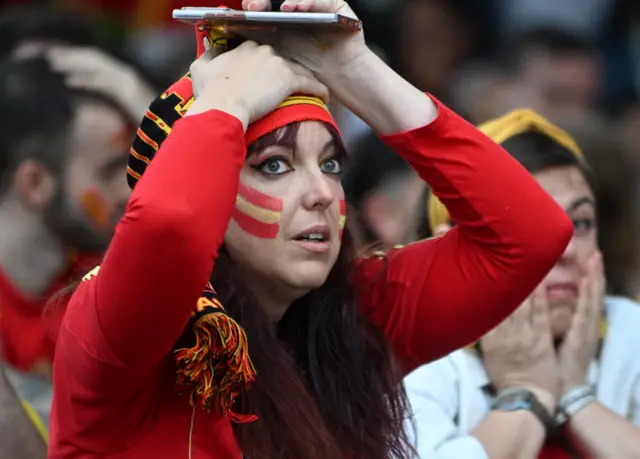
[[232, 182, 283, 239], [79, 188, 113, 231], [339, 199, 347, 240]]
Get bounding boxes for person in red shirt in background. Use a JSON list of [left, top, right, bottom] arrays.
[[0, 5, 155, 374], [0, 43, 152, 455], [0, 343, 47, 459]]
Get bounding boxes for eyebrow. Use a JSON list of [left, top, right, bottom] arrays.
[[566, 196, 595, 213]]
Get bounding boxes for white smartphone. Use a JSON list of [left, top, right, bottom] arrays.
[[172, 7, 362, 32]]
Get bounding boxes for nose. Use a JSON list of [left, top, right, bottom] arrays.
[[558, 234, 578, 265], [300, 171, 335, 211]]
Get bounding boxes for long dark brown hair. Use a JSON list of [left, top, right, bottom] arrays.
[[56, 122, 415, 459], [222, 122, 413, 458]]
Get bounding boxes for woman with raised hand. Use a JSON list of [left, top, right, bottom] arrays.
[[48, 1, 572, 458]]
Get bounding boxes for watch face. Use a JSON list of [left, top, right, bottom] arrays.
[[497, 392, 533, 411]]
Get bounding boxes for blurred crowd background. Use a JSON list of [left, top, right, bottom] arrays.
[[2, 0, 640, 455], [0, 0, 637, 316], [1, 0, 639, 295]]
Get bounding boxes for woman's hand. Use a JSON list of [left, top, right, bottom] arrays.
[[481, 288, 560, 413], [240, 0, 368, 77], [186, 40, 329, 129], [558, 251, 605, 393], [241, 0, 435, 134]]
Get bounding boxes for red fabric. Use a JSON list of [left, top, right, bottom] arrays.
[[246, 101, 338, 145], [538, 439, 572, 459], [48, 99, 572, 458], [0, 252, 98, 375], [0, 268, 56, 375]]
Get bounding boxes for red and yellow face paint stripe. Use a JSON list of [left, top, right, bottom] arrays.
[[339, 199, 346, 240], [232, 183, 283, 239], [79, 189, 112, 230]]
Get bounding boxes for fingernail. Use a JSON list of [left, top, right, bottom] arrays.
[[248, 1, 258, 10]]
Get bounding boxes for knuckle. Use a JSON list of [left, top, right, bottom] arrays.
[[260, 44, 275, 56]]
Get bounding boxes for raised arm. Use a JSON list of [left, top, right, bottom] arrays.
[[271, 21, 573, 369], [233, 1, 572, 370], [63, 109, 246, 367], [352, 93, 572, 370]]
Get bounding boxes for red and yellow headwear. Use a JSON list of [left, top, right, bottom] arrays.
[[123, 25, 341, 423], [427, 109, 584, 234], [128, 25, 338, 188]]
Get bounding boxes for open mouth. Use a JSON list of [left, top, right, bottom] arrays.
[[294, 232, 327, 243], [292, 226, 331, 251]]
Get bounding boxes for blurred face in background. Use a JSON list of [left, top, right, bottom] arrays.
[[45, 100, 131, 253], [507, 47, 602, 120], [396, 0, 468, 95], [535, 165, 598, 339], [435, 164, 598, 338]]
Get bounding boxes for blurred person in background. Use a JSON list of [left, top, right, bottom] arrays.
[[500, 0, 612, 42], [500, 28, 603, 122], [0, 3, 155, 427], [343, 132, 428, 247], [0, 49, 146, 428], [448, 61, 511, 123], [560, 115, 640, 300], [0, 344, 47, 459], [0, 4, 165, 94], [390, 0, 472, 103], [408, 110, 640, 459]]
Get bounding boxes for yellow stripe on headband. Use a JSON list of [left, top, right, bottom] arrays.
[[428, 109, 583, 233], [277, 95, 329, 111], [478, 109, 583, 159]]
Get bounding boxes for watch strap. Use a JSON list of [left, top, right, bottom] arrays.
[[493, 388, 557, 433]]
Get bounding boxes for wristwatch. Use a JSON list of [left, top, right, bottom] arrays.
[[492, 388, 556, 433]]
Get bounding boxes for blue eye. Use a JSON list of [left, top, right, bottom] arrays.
[[254, 158, 292, 175], [573, 218, 595, 232], [321, 158, 343, 175]]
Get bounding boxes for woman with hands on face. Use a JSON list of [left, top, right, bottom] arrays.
[[48, 2, 573, 458], [407, 110, 640, 459]]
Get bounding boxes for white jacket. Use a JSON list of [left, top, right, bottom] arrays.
[[405, 296, 640, 459]]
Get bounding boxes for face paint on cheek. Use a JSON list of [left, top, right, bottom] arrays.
[[339, 199, 347, 240], [79, 188, 113, 230], [232, 182, 283, 239]]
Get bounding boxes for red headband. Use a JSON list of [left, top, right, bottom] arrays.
[[127, 24, 339, 189]]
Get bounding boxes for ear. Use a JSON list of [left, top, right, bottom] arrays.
[[12, 159, 56, 211]]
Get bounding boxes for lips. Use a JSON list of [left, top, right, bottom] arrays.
[[546, 282, 578, 301], [293, 225, 331, 243], [292, 225, 332, 254]]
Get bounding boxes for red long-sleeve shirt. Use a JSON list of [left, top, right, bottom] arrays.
[[49, 100, 572, 458]]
